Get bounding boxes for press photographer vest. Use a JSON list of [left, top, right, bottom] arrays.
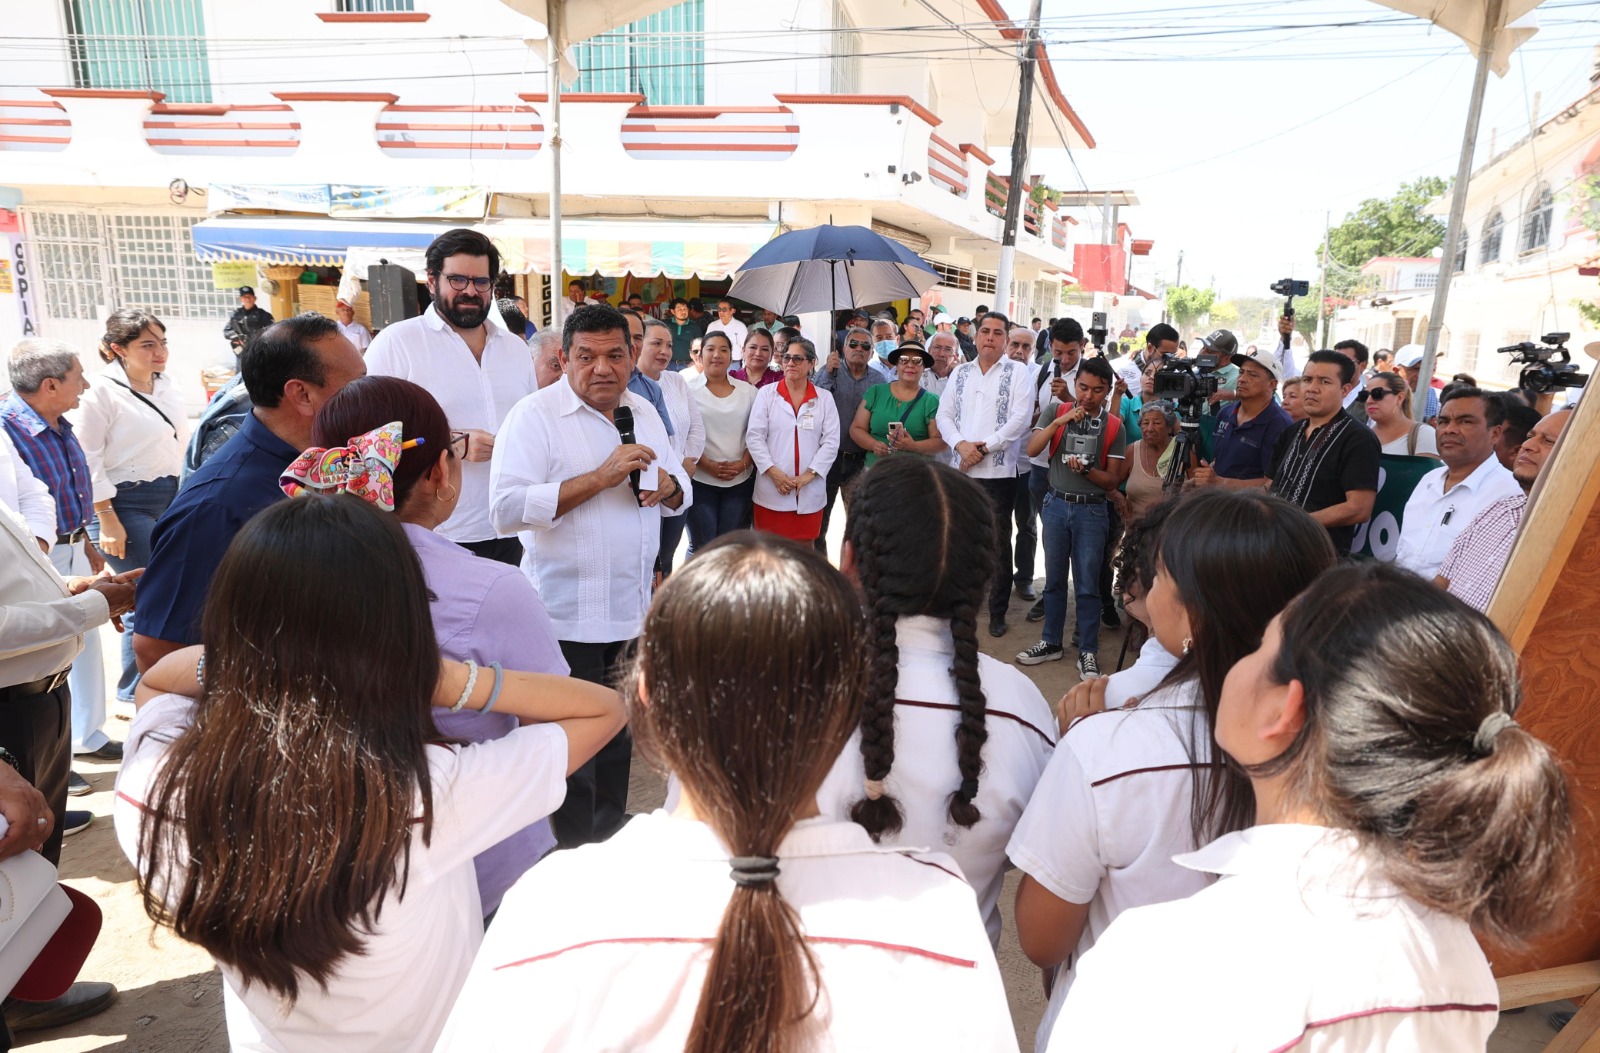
[[1048, 401, 1121, 469]]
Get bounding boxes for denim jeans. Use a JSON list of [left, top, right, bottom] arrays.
[[91, 475, 179, 702], [1040, 492, 1110, 652], [50, 541, 106, 752], [686, 476, 754, 557]]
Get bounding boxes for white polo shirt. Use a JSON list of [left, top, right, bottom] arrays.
[[365, 306, 537, 544], [1050, 824, 1499, 1052], [705, 317, 749, 361], [815, 615, 1056, 945], [935, 356, 1036, 479], [1393, 455, 1521, 579], [115, 691, 570, 1053], [488, 380, 691, 644], [1007, 681, 1211, 1051], [437, 811, 1018, 1051]]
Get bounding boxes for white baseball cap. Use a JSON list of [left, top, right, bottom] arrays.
[[1231, 347, 1283, 383]]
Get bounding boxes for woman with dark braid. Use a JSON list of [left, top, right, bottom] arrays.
[[816, 455, 1055, 947], [439, 533, 1016, 1052], [1009, 489, 1336, 1052]]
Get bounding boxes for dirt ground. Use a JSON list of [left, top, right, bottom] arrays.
[[30, 528, 1575, 1051]]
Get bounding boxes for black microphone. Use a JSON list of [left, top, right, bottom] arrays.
[[613, 405, 641, 496]]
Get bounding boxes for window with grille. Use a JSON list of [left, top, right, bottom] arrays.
[[1416, 270, 1438, 288], [1460, 332, 1479, 372], [572, 0, 704, 105], [63, 0, 212, 103], [23, 209, 235, 322], [1519, 184, 1553, 253], [1479, 211, 1503, 265], [832, 0, 860, 95], [932, 262, 972, 289], [975, 271, 998, 295], [1453, 231, 1467, 273], [1393, 318, 1414, 348]]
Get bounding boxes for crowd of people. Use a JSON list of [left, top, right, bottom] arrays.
[[0, 225, 1585, 1051]]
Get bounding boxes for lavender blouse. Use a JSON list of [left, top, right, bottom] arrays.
[[404, 523, 571, 915]]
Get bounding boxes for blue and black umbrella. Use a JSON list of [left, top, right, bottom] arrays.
[[729, 224, 940, 316]]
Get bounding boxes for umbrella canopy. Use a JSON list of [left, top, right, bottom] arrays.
[[1368, 0, 1540, 76], [728, 224, 941, 317]]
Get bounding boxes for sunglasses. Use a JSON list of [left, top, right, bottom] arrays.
[[1366, 388, 1395, 401], [780, 354, 811, 365], [846, 341, 871, 350]]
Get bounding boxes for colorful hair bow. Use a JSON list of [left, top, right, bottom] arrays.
[[279, 421, 408, 511]]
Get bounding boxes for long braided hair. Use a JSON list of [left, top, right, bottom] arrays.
[[845, 455, 997, 839]]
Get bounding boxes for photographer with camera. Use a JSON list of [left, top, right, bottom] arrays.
[[1019, 319, 1085, 617], [1193, 348, 1292, 490], [1133, 323, 1180, 373], [1015, 357, 1127, 679], [1268, 351, 1381, 554]]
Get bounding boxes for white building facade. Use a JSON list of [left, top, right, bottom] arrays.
[[0, 0, 1114, 406]]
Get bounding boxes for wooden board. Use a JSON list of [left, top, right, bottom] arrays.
[[1486, 387, 1600, 976]]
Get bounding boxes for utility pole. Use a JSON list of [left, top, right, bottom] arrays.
[[1174, 249, 1183, 289], [994, 0, 1042, 319], [1316, 210, 1331, 349], [546, 0, 565, 328]]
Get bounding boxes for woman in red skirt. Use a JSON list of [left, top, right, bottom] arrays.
[[746, 337, 839, 543]]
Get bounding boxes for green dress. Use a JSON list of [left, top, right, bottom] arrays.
[[861, 383, 941, 466]]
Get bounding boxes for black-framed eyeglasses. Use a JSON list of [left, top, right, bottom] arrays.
[[449, 430, 470, 457], [442, 274, 493, 292]]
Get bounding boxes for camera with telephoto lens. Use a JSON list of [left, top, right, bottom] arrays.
[[1153, 352, 1221, 424], [1499, 332, 1588, 395]]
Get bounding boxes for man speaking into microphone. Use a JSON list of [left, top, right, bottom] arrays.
[[491, 302, 690, 847]]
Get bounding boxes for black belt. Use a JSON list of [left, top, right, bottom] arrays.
[[1049, 488, 1105, 504], [0, 668, 70, 705], [55, 527, 88, 545], [838, 450, 868, 461]]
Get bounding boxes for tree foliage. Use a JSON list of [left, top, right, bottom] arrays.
[[1321, 176, 1449, 273], [1165, 285, 1215, 335]]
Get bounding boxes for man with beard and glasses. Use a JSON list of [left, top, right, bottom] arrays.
[[366, 229, 536, 566]]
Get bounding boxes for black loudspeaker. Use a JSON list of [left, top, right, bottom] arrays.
[[368, 262, 419, 330]]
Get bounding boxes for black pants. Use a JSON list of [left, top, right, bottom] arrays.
[[459, 537, 524, 567], [551, 639, 633, 849], [975, 476, 1018, 621], [815, 451, 867, 555], [1012, 468, 1037, 587], [0, 680, 70, 866]]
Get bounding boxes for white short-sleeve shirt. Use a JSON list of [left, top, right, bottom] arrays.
[[365, 306, 537, 544], [437, 811, 1019, 1052], [113, 692, 569, 1053], [815, 615, 1055, 945], [1050, 824, 1499, 1052], [1393, 456, 1522, 578], [1006, 682, 1211, 1050]]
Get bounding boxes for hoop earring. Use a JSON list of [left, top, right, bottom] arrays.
[[1181, 637, 1192, 656], [437, 484, 458, 503]]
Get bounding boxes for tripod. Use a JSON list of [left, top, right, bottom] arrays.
[[1162, 419, 1202, 492]]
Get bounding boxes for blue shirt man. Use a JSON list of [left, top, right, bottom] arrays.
[[1, 391, 92, 537], [1199, 349, 1293, 485]]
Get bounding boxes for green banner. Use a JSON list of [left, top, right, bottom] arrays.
[[1350, 453, 1438, 560]]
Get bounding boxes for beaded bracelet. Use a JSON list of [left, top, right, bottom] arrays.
[[449, 660, 479, 713]]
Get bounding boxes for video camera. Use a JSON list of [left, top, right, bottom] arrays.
[[1499, 332, 1588, 395], [1153, 352, 1221, 424], [1271, 278, 1310, 350]]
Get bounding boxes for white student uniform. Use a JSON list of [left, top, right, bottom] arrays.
[[815, 615, 1056, 946], [746, 381, 840, 516], [437, 810, 1019, 1052], [114, 692, 569, 1053], [1007, 680, 1211, 1052], [1050, 824, 1499, 1052], [1100, 636, 1179, 710]]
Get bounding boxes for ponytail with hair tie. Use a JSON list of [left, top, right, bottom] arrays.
[[1472, 712, 1518, 757]]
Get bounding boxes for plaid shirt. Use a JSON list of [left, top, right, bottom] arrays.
[[1, 392, 92, 536], [1437, 492, 1526, 612]]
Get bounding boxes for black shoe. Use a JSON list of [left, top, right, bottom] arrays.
[[1077, 652, 1103, 679], [63, 810, 92, 836], [74, 739, 122, 761], [1015, 642, 1064, 666], [1101, 607, 1121, 629], [1015, 581, 1038, 601], [988, 617, 1008, 638], [1025, 599, 1045, 622], [3, 982, 117, 1033], [68, 771, 91, 797]]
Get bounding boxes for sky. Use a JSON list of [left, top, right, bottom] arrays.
[[1023, 0, 1600, 299]]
